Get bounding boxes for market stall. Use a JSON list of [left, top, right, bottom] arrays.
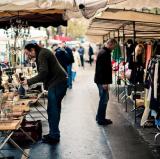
[[87, 7, 160, 141], [0, 0, 130, 157]]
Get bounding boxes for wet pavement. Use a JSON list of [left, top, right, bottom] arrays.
[[0, 64, 159, 159]]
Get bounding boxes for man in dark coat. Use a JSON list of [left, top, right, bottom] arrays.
[[54, 44, 70, 72], [23, 43, 67, 144], [78, 45, 85, 68], [88, 44, 94, 66], [64, 43, 74, 89], [94, 39, 117, 125]]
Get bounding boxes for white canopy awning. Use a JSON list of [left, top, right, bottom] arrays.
[[86, 34, 104, 43], [108, 0, 160, 11], [0, 0, 126, 28], [87, 8, 160, 41], [0, 0, 126, 19], [98, 8, 160, 23]]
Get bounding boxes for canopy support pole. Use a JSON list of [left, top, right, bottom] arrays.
[[133, 21, 137, 124], [122, 26, 127, 112], [117, 29, 120, 102], [113, 31, 118, 96]]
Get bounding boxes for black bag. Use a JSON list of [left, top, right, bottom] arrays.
[[11, 119, 42, 143]]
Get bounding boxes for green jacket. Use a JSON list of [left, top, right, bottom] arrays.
[[27, 48, 67, 89]]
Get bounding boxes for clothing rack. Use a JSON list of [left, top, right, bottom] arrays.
[[144, 55, 160, 141]]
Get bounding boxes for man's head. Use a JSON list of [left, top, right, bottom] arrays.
[[51, 44, 58, 52], [104, 38, 117, 50], [24, 43, 40, 60], [59, 41, 66, 48]]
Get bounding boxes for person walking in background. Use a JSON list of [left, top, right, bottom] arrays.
[[54, 43, 70, 72], [94, 38, 117, 125], [51, 43, 58, 55], [78, 45, 85, 68], [88, 44, 94, 66], [23, 43, 67, 144], [63, 42, 74, 89], [72, 47, 80, 81]]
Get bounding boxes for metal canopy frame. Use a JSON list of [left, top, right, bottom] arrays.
[[87, 8, 160, 40]]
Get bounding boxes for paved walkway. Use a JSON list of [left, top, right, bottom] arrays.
[[1, 64, 158, 159]]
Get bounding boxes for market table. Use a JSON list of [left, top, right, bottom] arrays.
[[0, 93, 40, 158], [8, 91, 47, 120], [19, 92, 47, 120], [0, 117, 30, 158]]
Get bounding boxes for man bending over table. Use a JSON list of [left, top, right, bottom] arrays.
[[22, 43, 67, 144]]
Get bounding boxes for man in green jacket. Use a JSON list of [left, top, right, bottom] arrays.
[[23, 43, 67, 144]]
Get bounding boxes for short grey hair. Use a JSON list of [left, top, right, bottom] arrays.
[[105, 38, 117, 45]]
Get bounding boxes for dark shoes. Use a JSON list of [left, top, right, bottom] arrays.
[[97, 119, 113, 125], [42, 134, 60, 144]]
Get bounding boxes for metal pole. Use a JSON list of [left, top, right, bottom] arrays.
[[0, 131, 14, 150], [117, 29, 120, 102], [133, 21, 137, 123], [9, 138, 29, 157], [113, 31, 117, 95], [66, 26, 67, 36], [19, 127, 36, 143], [103, 35, 105, 43], [123, 27, 127, 112], [23, 39, 26, 66], [108, 32, 111, 39]]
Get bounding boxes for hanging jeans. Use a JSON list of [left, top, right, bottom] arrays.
[[96, 84, 109, 122], [67, 64, 72, 89], [47, 81, 67, 140]]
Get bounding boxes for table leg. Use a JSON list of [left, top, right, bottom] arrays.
[[8, 138, 29, 158], [37, 101, 47, 111], [33, 106, 47, 120], [0, 131, 14, 150], [19, 127, 36, 143]]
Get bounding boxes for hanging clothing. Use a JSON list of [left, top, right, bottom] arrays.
[[112, 44, 121, 61], [154, 62, 159, 98], [126, 44, 134, 63], [145, 44, 152, 68], [129, 53, 144, 84], [145, 56, 160, 114]]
